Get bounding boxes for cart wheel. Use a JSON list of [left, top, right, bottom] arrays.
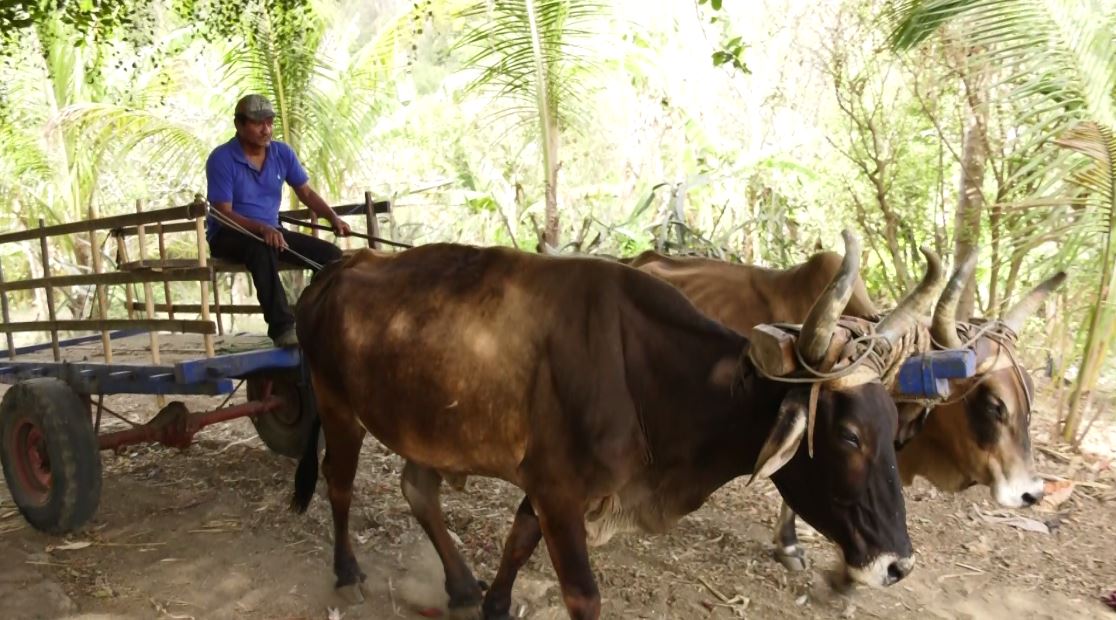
[[0, 378, 102, 534], [247, 372, 316, 458]]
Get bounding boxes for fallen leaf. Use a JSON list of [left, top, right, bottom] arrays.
[[979, 512, 1049, 534], [93, 586, 115, 599], [1102, 590, 1116, 611], [1041, 479, 1075, 508], [415, 607, 444, 618], [47, 541, 93, 552]]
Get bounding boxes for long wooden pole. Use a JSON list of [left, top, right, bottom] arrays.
[[0, 259, 15, 359], [116, 232, 137, 320], [137, 200, 163, 406], [212, 273, 225, 335], [157, 222, 174, 320], [38, 219, 60, 361], [136, 200, 161, 366], [194, 204, 215, 358], [88, 228, 113, 363], [364, 191, 381, 250]]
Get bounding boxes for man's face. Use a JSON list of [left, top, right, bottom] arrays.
[[236, 116, 273, 148]]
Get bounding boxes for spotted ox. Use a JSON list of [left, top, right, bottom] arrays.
[[292, 232, 930, 619], [629, 247, 1065, 570]]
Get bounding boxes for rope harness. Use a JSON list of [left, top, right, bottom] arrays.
[[744, 316, 1032, 459]]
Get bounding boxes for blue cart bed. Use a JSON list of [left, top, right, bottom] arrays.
[[0, 331, 299, 396]]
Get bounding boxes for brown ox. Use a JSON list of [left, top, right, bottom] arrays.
[[629, 248, 1065, 570], [292, 233, 929, 619]]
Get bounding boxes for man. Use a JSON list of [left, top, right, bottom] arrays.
[[206, 94, 351, 347]]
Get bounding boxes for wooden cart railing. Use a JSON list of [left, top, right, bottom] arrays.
[[0, 192, 392, 366]]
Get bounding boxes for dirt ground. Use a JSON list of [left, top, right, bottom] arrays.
[[1, 385, 1114, 620]]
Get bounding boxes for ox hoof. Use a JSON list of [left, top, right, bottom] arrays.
[[336, 583, 365, 606], [774, 546, 809, 572]]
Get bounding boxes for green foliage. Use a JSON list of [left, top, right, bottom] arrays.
[[172, 0, 315, 39], [455, 0, 604, 134], [711, 35, 749, 74], [1, 0, 1114, 439], [0, 0, 155, 47]]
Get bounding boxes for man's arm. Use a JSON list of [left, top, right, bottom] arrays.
[[293, 183, 351, 236]]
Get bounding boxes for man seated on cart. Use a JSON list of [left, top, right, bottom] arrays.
[[205, 94, 351, 348]]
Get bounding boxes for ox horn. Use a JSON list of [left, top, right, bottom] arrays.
[[930, 251, 978, 349], [1001, 272, 1068, 333], [797, 229, 861, 366], [875, 246, 945, 345]]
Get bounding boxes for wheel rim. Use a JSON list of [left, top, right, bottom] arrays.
[[271, 381, 302, 426], [9, 417, 51, 505], [248, 377, 301, 426]]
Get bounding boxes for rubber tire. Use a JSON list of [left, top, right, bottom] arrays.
[[0, 378, 102, 534], [247, 371, 316, 458]]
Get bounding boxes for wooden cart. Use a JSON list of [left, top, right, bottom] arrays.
[[0, 194, 393, 534]]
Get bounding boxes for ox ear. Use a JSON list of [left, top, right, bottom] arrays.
[[750, 388, 809, 483], [895, 403, 930, 449]]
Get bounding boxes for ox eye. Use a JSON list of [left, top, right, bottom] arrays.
[[839, 428, 861, 448], [986, 397, 1008, 423]]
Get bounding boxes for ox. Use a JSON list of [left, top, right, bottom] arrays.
[[629, 247, 1065, 570], [292, 232, 928, 619]]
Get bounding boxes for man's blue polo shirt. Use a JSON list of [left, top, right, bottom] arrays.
[[205, 137, 309, 241]]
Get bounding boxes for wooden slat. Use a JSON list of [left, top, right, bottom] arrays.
[[0, 201, 207, 245], [111, 203, 388, 238], [129, 302, 260, 314], [114, 220, 196, 237], [117, 259, 205, 270], [283, 200, 391, 221], [0, 319, 217, 334], [0, 267, 212, 293], [120, 252, 360, 273]]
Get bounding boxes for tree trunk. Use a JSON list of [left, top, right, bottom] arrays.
[[1064, 259, 1116, 442], [986, 204, 1003, 314], [953, 57, 988, 320], [543, 114, 560, 248], [881, 211, 911, 289], [953, 118, 986, 319]]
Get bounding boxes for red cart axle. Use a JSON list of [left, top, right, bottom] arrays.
[[97, 396, 284, 451]]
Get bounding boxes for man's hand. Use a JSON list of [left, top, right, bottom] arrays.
[[259, 224, 288, 250], [331, 217, 351, 237]]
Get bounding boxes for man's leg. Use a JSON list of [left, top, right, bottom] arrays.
[[280, 228, 344, 269], [208, 228, 295, 340]]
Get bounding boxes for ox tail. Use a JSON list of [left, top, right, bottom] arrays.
[[290, 412, 321, 513], [290, 352, 322, 514]]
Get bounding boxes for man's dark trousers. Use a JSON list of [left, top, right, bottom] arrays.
[[208, 226, 343, 339]]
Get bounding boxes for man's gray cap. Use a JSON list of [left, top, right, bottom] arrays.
[[235, 94, 275, 121]]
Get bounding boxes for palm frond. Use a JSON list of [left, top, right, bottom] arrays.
[[890, 0, 1116, 126]]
